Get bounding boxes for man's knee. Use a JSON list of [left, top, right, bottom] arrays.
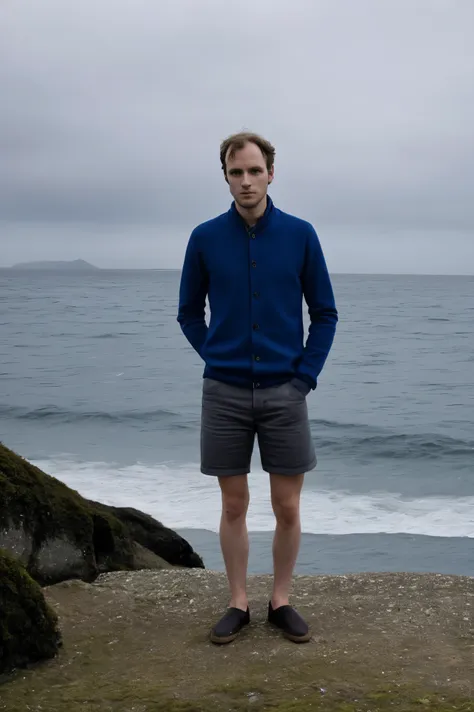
[[272, 497, 300, 528], [270, 473, 303, 527], [219, 475, 249, 522]]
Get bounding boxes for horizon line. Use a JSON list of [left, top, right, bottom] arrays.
[[1, 265, 473, 277]]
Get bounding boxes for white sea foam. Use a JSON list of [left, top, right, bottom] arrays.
[[34, 458, 474, 539]]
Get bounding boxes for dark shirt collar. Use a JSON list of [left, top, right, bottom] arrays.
[[229, 195, 274, 233]]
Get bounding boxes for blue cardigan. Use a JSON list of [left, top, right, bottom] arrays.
[[177, 196, 338, 390]]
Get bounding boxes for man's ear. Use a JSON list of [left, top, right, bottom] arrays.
[[268, 165, 275, 184]]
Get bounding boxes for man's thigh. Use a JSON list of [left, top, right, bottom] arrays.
[[200, 378, 255, 477], [256, 381, 316, 475]]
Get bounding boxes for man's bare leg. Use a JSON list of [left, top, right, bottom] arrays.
[[218, 474, 250, 611], [269, 473, 304, 608], [267, 472, 310, 642]]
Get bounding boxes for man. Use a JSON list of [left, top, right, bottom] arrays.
[[177, 132, 338, 645]]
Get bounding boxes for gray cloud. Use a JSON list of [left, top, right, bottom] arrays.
[[1, 0, 473, 271]]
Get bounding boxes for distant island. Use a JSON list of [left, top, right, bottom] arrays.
[[10, 259, 100, 271]]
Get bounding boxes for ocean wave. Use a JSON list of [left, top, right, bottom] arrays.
[[32, 458, 474, 538], [310, 419, 474, 460], [1, 406, 472, 460], [313, 430, 474, 460], [90, 332, 139, 338], [0, 404, 192, 427]]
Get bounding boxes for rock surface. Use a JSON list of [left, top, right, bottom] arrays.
[[1, 569, 473, 710], [0, 442, 204, 586], [0, 549, 61, 675], [89, 502, 204, 569]]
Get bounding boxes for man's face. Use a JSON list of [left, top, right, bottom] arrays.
[[225, 141, 274, 210]]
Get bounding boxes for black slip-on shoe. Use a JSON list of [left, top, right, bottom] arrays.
[[268, 601, 311, 643], [210, 606, 250, 644]]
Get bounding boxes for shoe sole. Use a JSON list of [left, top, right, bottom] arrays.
[[282, 630, 312, 643], [209, 631, 239, 644], [268, 622, 312, 643], [210, 621, 249, 645]]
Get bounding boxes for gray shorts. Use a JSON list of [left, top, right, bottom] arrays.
[[200, 378, 317, 477]]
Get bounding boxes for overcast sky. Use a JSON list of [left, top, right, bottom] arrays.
[[1, 0, 473, 273]]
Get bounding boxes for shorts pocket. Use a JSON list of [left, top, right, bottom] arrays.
[[287, 381, 308, 400], [203, 377, 223, 395]]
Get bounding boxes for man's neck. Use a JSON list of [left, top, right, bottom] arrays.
[[235, 195, 267, 228]]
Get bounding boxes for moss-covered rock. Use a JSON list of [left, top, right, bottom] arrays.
[[90, 502, 205, 569], [0, 549, 61, 675], [0, 442, 204, 586]]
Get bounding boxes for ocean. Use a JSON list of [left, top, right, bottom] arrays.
[[1, 268, 473, 576]]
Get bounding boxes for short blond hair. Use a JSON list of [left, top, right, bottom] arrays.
[[219, 131, 275, 176]]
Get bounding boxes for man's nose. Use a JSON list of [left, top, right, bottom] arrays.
[[241, 173, 251, 188]]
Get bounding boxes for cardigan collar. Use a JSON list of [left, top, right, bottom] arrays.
[[229, 194, 274, 232]]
